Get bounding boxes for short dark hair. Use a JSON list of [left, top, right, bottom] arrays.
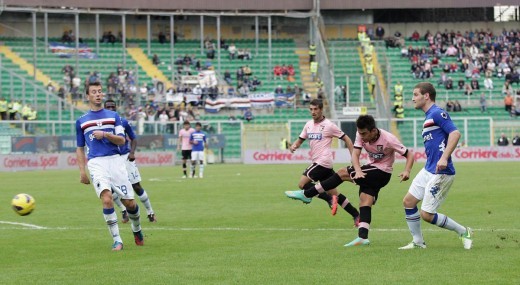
[[356, 115, 377, 131], [414, 82, 436, 102], [195, 122, 202, 127], [183, 120, 190, 125], [104, 99, 116, 109], [309, 99, 323, 109], [86, 82, 102, 95]]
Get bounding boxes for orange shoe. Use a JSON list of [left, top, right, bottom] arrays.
[[330, 195, 338, 216]]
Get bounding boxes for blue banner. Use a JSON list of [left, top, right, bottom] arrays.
[[49, 42, 98, 59]]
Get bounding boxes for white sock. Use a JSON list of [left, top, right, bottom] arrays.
[[112, 193, 126, 211], [103, 208, 122, 243], [405, 207, 424, 244], [199, 162, 204, 176], [431, 213, 466, 235], [126, 204, 142, 233], [190, 163, 196, 176], [138, 190, 154, 215]]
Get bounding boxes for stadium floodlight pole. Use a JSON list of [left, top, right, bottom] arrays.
[[75, 13, 79, 76], [147, 15, 151, 56], [268, 16, 272, 74], [217, 16, 221, 74], [255, 16, 259, 56], [122, 14, 126, 69], [32, 12, 36, 81], [200, 15, 204, 56], [44, 13, 48, 54], [95, 14, 99, 54], [170, 15, 174, 84]]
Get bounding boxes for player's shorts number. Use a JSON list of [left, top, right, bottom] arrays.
[[115, 185, 128, 195]]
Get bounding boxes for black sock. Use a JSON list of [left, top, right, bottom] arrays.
[[337, 194, 359, 218], [183, 163, 187, 175], [317, 193, 332, 205], [302, 182, 314, 190], [303, 173, 343, 197], [358, 206, 372, 239]]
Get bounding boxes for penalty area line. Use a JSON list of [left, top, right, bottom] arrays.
[[0, 221, 48, 229], [1, 225, 519, 232]]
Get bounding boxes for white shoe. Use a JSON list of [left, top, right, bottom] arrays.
[[182, 175, 187, 179], [188, 174, 193, 178], [199, 174, 203, 178], [461, 227, 473, 250], [398, 241, 427, 250]]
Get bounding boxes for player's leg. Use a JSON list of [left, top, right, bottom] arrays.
[[344, 192, 374, 247], [399, 168, 428, 249], [132, 182, 156, 222], [89, 158, 123, 250], [197, 151, 205, 178], [112, 155, 143, 246], [421, 174, 472, 249], [181, 150, 189, 178], [188, 150, 195, 178], [112, 191, 129, 223], [297, 164, 333, 206], [303, 167, 353, 198]]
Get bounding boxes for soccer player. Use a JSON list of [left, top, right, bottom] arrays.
[[177, 120, 195, 178], [285, 99, 359, 222], [399, 82, 473, 250], [76, 82, 143, 251], [190, 122, 208, 178], [286, 114, 414, 247], [104, 100, 157, 223]]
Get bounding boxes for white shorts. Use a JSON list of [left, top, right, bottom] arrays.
[[191, 151, 205, 162], [122, 153, 141, 184], [408, 168, 455, 214], [87, 154, 134, 200]]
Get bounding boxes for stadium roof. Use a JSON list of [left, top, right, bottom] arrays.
[[3, 0, 519, 13]]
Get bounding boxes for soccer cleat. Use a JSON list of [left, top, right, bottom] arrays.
[[133, 230, 144, 246], [199, 174, 203, 178], [121, 210, 129, 224], [353, 215, 360, 228], [461, 227, 473, 250], [182, 175, 187, 179], [112, 241, 123, 251], [147, 213, 157, 223], [344, 237, 370, 247], [398, 241, 427, 250], [330, 195, 338, 216], [284, 190, 312, 204]]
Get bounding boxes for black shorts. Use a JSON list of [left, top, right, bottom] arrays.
[[346, 165, 391, 202], [181, 150, 192, 160], [302, 163, 335, 182]]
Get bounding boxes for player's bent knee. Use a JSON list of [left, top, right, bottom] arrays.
[[420, 210, 434, 222], [121, 199, 137, 210]]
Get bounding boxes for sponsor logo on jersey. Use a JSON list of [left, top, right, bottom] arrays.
[[308, 133, 322, 140]]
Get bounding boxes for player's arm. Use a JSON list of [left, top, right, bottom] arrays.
[[340, 134, 354, 157], [128, 137, 137, 161], [437, 130, 461, 173], [289, 137, 305, 153], [399, 149, 415, 182], [92, 130, 125, 145], [351, 147, 365, 179], [177, 133, 182, 150], [76, 147, 90, 185], [125, 120, 138, 161]]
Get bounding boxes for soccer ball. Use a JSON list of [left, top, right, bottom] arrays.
[[11, 193, 36, 216]]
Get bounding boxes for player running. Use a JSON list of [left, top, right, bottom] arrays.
[[285, 99, 359, 223], [399, 82, 473, 250], [104, 100, 157, 223], [76, 82, 143, 251]]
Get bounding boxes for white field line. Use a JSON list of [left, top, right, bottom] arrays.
[[1, 222, 519, 232]]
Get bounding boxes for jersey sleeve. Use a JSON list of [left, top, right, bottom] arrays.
[[386, 132, 408, 156], [328, 123, 346, 139], [433, 110, 458, 134], [189, 132, 195, 141], [123, 119, 137, 140], [75, 120, 85, 147], [114, 113, 126, 137]]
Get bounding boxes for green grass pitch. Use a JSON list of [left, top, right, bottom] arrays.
[[1, 162, 519, 284]]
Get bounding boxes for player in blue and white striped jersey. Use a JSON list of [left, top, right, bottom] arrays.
[[76, 82, 143, 251], [399, 82, 473, 250]]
